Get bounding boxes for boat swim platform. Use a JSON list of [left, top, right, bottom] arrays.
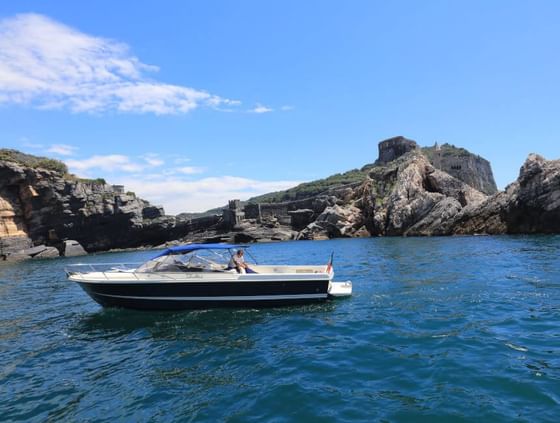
[[328, 281, 352, 297]]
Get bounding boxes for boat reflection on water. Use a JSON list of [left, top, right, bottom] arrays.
[[73, 301, 338, 343], [66, 243, 352, 310]]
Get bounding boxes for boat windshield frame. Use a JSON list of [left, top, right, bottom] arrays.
[[135, 246, 251, 273]]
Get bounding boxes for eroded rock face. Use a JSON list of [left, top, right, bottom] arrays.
[[0, 160, 179, 256], [0, 175, 33, 254], [3, 146, 558, 256], [451, 154, 560, 234], [342, 151, 487, 237], [297, 204, 366, 240], [293, 150, 491, 238]]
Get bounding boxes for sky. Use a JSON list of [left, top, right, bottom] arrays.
[[0, 1, 559, 214]]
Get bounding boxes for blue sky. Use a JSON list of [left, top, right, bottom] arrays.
[[0, 1, 559, 213]]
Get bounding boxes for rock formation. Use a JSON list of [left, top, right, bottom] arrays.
[[448, 154, 560, 234], [237, 136, 559, 239], [297, 148, 488, 239], [2, 137, 558, 261], [0, 151, 182, 258]]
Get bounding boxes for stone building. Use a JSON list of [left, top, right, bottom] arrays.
[[222, 199, 245, 228], [377, 136, 419, 164]]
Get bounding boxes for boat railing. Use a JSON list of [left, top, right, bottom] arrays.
[[65, 263, 142, 279], [64, 263, 190, 281]]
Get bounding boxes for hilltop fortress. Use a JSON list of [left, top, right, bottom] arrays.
[[203, 136, 499, 239], [377, 136, 497, 195]]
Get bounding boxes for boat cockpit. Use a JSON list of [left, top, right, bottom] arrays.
[[135, 248, 238, 273]]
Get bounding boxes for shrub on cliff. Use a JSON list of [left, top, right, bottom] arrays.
[[251, 167, 369, 203], [35, 158, 68, 174], [0, 149, 68, 174]]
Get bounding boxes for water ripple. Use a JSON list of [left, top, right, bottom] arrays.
[[1, 236, 560, 421]]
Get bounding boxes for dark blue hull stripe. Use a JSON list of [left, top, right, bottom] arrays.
[[95, 292, 327, 301]]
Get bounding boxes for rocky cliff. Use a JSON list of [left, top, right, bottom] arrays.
[[448, 154, 560, 234], [0, 150, 180, 257], [236, 136, 558, 239], [297, 149, 489, 239], [2, 138, 558, 259]]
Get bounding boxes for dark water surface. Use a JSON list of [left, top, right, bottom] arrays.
[[1, 237, 559, 422]]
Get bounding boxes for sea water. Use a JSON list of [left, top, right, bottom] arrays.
[[1, 236, 559, 422]]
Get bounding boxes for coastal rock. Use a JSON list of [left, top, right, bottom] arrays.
[[0, 152, 183, 255], [3, 142, 559, 255], [33, 246, 60, 258], [22, 244, 60, 259], [1, 244, 59, 261], [305, 204, 364, 238], [62, 240, 87, 257], [3, 252, 33, 262], [360, 151, 487, 236], [0, 235, 32, 257], [245, 137, 500, 240], [451, 154, 560, 234]]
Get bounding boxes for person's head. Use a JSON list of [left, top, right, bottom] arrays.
[[237, 249, 244, 256]]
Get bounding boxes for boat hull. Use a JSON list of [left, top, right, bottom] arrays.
[[75, 279, 330, 310]]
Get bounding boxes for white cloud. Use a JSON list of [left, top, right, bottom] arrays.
[[141, 154, 164, 167], [173, 156, 192, 164], [280, 105, 294, 111], [66, 152, 167, 174], [0, 13, 239, 115], [250, 103, 273, 113], [176, 166, 205, 175], [47, 144, 78, 156], [119, 176, 302, 214], [66, 154, 144, 173], [63, 153, 300, 213]]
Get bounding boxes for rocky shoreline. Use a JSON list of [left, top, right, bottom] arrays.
[[1, 137, 559, 262]]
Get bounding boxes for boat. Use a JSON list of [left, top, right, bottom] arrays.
[[66, 243, 352, 310]]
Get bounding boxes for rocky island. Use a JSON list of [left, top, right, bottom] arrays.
[[1, 137, 559, 261]]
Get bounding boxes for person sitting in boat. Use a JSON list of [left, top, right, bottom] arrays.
[[228, 249, 256, 274]]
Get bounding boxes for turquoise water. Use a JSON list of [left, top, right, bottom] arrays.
[[1, 237, 559, 422]]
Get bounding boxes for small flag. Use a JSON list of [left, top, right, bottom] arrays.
[[326, 252, 334, 273]]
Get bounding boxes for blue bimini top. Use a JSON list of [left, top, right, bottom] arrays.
[[152, 243, 246, 258]]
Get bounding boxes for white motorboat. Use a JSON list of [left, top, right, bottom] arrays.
[[66, 243, 352, 310]]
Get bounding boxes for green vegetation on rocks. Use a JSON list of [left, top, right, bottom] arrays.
[[0, 149, 68, 174], [422, 143, 474, 160], [250, 165, 376, 203], [0, 149, 108, 186], [64, 175, 107, 185]]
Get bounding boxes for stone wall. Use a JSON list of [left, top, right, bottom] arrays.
[[244, 203, 261, 220], [243, 196, 337, 229], [424, 144, 498, 195], [185, 215, 222, 232]]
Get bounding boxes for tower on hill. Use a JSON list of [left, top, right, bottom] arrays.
[[377, 136, 419, 164]]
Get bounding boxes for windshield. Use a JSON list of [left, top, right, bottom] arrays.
[[135, 249, 234, 273]]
